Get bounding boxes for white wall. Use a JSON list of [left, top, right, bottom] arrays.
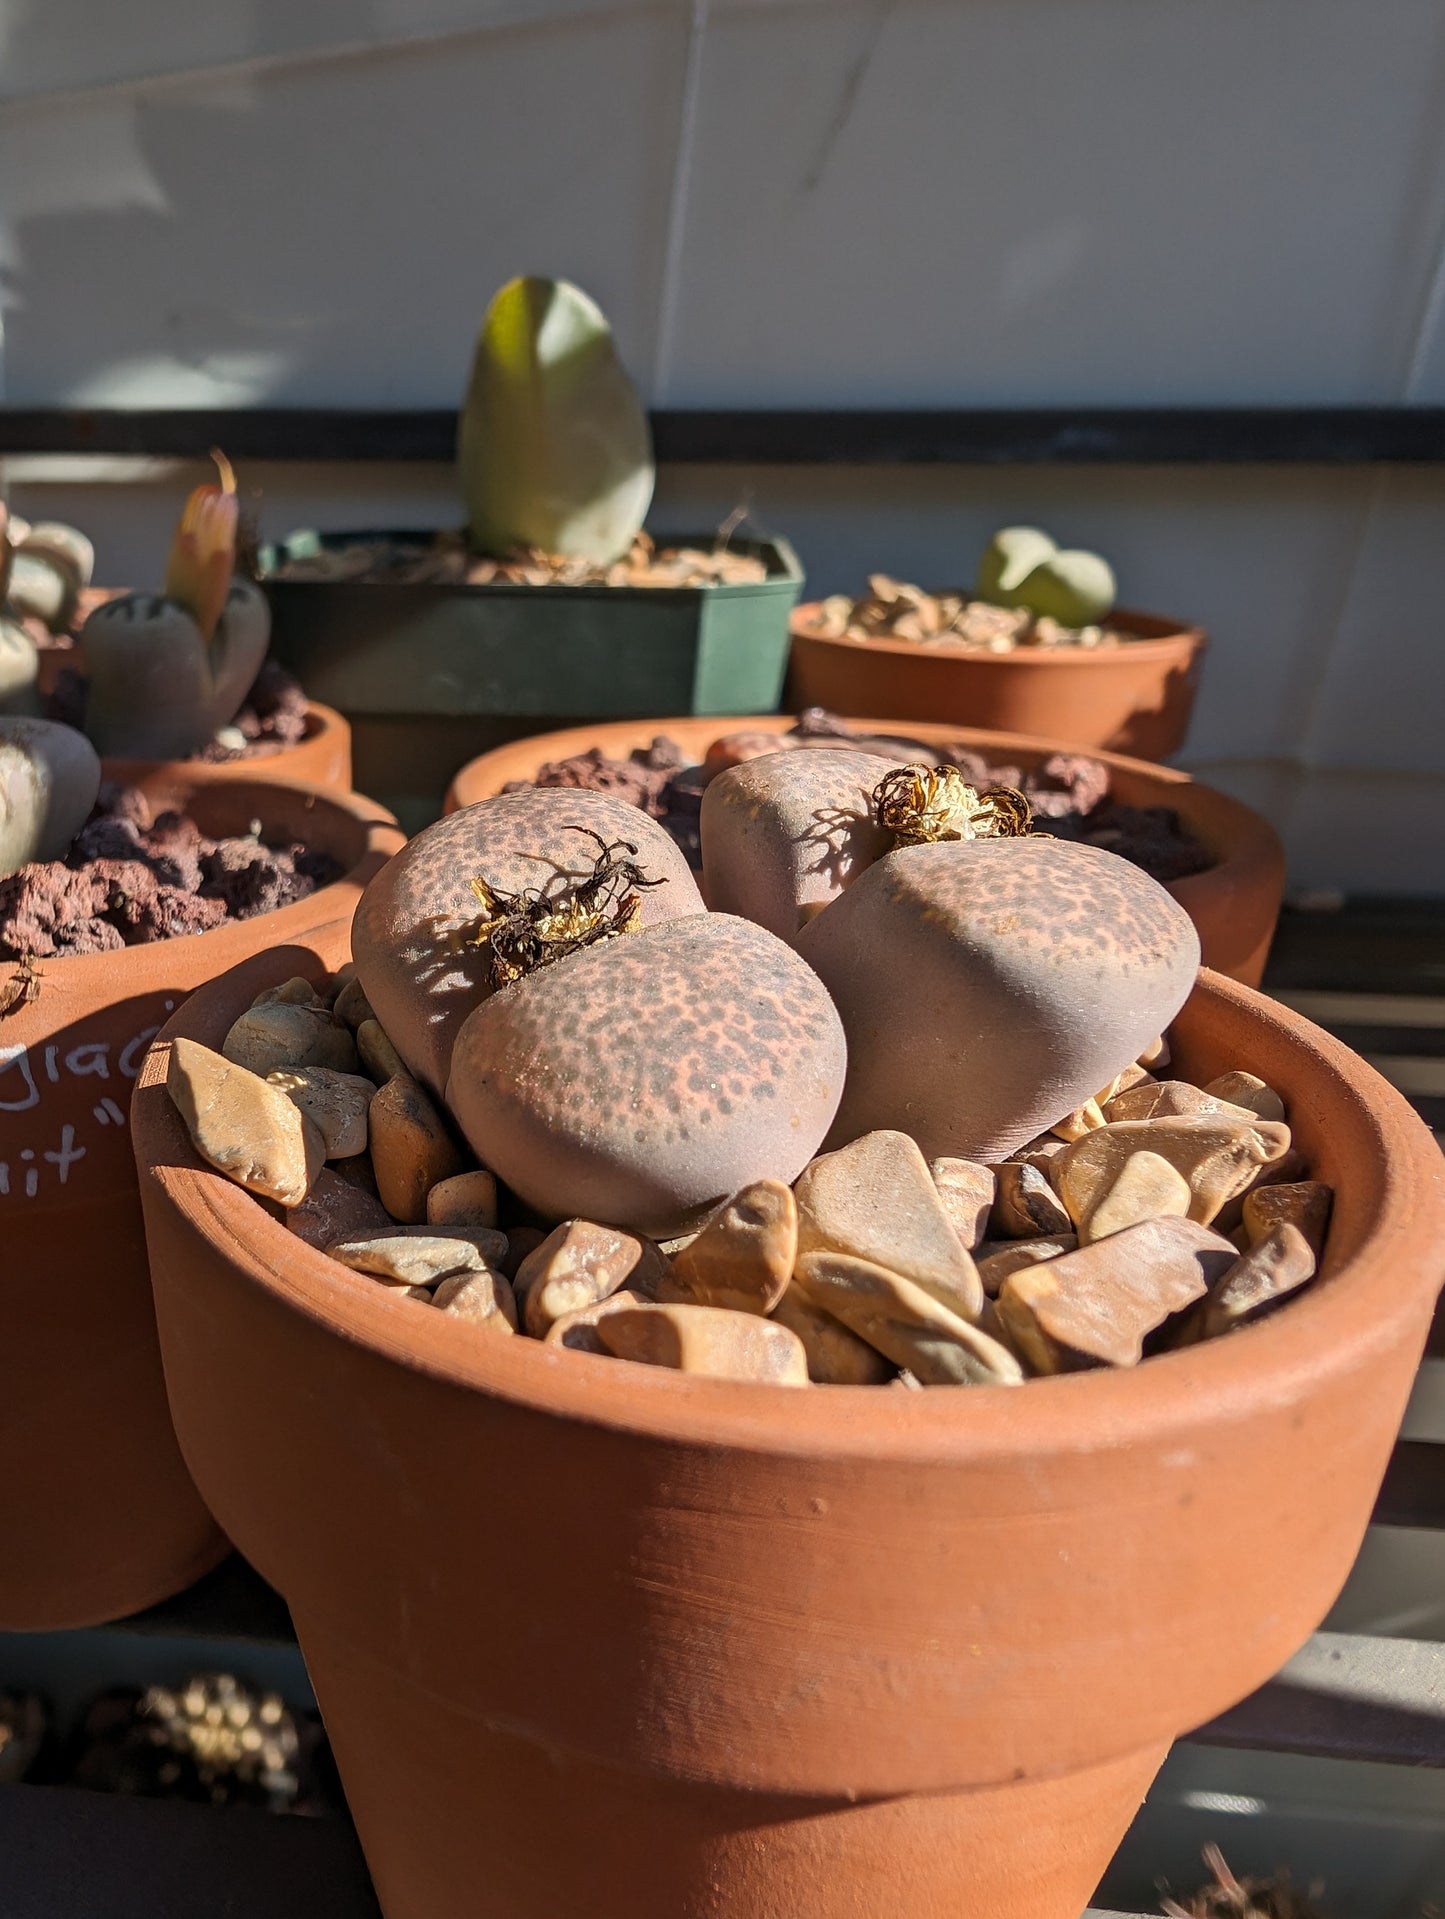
[[3, 0, 1444, 886]]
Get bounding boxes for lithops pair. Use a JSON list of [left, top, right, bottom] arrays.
[[0, 715, 101, 877], [353, 789, 846, 1237], [2, 506, 94, 637], [703, 746, 1199, 1164], [975, 526, 1115, 628], [79, 454, 270, 760]]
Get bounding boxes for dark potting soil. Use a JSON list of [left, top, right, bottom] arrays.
[[43, 656, 311, 763], [0, 781, 344, 960], [500, 713, 1214, 886]]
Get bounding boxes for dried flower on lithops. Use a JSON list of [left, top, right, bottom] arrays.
[[445, 913, 847, 1238], [796, 836, 1200, 1162], [872, 764, 1033, 848], [352, 790, 705, 1096], [465, 827, 664, 989]]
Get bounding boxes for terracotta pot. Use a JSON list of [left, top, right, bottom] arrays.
[[103, 701, 354, 797], [446, 714, 1285, 987], [135, 951, 1444, 1919], [786, 606, 1207, 761], [0, 779, 402, 1630]]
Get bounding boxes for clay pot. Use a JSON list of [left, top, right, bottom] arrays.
[[135, 951, 1444, 1919], [786, 606, 1206, 761], [0, 778, 402, 1629], [104, 701, 353, 798], [446, 715, 1285, 987]]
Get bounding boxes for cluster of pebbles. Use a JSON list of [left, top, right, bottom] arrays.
[[164, 762, 1330, 1391], [799, 574, 1129, 651], [269, 530, 767, 591]]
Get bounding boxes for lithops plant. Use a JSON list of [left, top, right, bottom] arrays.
[[79, 454, 271, 760], [446, 912, 846, 1237], [457, 276, 654, 565], [0, 716, 102, 877], [975, 526, 1116, 628], [352, 790, 705, 1099], [4, 517, 95, 634], [700, 748, 898, 940], [795, 835, 1199, 1162], [0, 512, 41, 717]]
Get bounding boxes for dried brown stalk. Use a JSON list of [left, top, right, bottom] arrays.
[[873, 764, 1033, 848], [465, 828, 666, 989], [1161, 1844, 1328, 1919], [0, 957, 43, 1018]]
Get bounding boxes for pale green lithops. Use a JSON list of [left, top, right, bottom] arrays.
[[700, 748, 897, 939], [458, 276, 655, 566], [445, 914, 847, 1239], [0, 716, 102, 876], [6, 522, 95, 632], [0, 620, 40, 717], [795, 837, 1199, 1163], [352, 789, 705, 1099], [975, 525, 1116, 628]]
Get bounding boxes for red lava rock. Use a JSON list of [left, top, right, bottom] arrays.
[[0, 784, 343, 959]]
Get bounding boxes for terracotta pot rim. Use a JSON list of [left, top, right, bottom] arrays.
[[99, 699, 344, 769], [144, 968, 1445, 1464], [1, 774, 398, 985], [788, 604, 1206, 666]]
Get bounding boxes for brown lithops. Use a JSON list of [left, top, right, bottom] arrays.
[[700, 748, 896, 940], [352, 790, 705, 1097], [794, 837, 1200, 1162], [445, 914, 846, 1239]]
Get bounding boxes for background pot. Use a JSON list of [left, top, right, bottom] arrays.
[[786, 605, 1206, 760], [135, 955, 1444, 1919], [260, 531, 805, 831], [0, 779, 402, 1631], [447, 713, 1285, 987], [102, 701, 353, 798]]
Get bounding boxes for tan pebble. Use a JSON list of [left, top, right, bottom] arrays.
[[1004, 1136, 1068, 1180], [1137, 1034, 1170, 1070], [1242, 1180, 1332, 1258], [793, 1251, 1023, 1387], [928, 1158, 996, 1251], [1203, 1071, 1286, 1124], [544, 1288, 653, 1354], [658, 1229, 699, 1258], [222, 1001, 360, 1077], [1104, 1080, 1257, 1124], [427, 1169, 499, 1232], [286, 1167, 395, 1250], [332, 976, 376, 1031], [771, 1283, 894, 1384], [266, 1066, 374, 1160], [1198, 1222, 1318, 1338], [1057, 1115, 1292, 1230], [516, 1220, 648, 1337], [167, 1037, 322, 1208], [357, 1017, 407, 1084], [369, 1073, 464, 1223], [254, 976, 322, 1008], [431, 1266, 518, 1332], [996, 1217, 1237, 1372], [975, 1235, 1078, 1296], [1099, 1062, 1155, 1101], [1050, 1097, 1107, 1142], [990, 1161, 1073, 1240], [890, 1369, 925, 1391], [330, 1229, 507, 1288], [1076, 1149, 1192, 1245], [668, 1180, 796, 1314], [500, 1226, 547, 1280], [794, 1130, 983, 1322], [1209, 1148, 1310, 1236], [597, 1303, 809, 1385]]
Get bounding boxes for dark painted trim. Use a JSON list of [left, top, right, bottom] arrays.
[[4, 406, 1445, 464]]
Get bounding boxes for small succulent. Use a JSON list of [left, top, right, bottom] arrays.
[[457, 276, 654, 565], [4, 514, 94, 634], [0, 509, 42, 718], [975, 526, 1116, 627], [0, 713, 102, 879], [80, 454, 271, 761]]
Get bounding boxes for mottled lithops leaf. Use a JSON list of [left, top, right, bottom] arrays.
[[353, 789, 704, 1098], [458, 276, 655, 564], [0, 716, 101, 876], [445, 913, 846, 1239], [975, 526, 1057, 604], [795, 836, 1199, 1163]]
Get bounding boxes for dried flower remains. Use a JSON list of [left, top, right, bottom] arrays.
[[466, 828, 667, 989], [873, 764, 1034, 848]]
